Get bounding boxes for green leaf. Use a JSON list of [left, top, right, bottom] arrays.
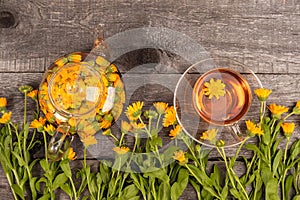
[[144, 169, 170, 183], [171, 168, 189, 200], [265, 178, 280, 200], [38, 194, 51, 200], [39, 159, 49, 172], [290, 140, 300, 160], [261, 167, 273, 185], [292, 195, 300, 200], [230, 188, 241, 199], [284, 175, 293, 200], [60, 159, 72, 178], [53, 173, 68, 190], [29, 159, 39, 171], [60, 183, 72, 197], [221, 183, 228, 199], [29, 177, 37, 200], [272, 149, 282, 175], [158, 182, 170, 200], [262, 123, 271, 145], [12, 184, 25, 200], [122, 184, 139, 199], [11, 151, 25, 166], [35, 177, 47, 192], [210, 165, 221, 186]]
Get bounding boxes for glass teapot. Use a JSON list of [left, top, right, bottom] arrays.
[[38, 24, 125, 161]]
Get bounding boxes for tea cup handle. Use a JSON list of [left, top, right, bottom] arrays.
[[229, 123, 244, 142], [47, 124, 74, 161]]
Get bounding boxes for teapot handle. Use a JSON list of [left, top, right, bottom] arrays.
[[47, 123, 74, 161]]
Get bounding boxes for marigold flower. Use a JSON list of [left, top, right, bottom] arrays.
[[200, 128, 218, 141], [268, 103, 289, 118], [107, 73, 120, 82], [45, 112, 56, 124], [44, 124, 56, 136], [292, 100, 300, 115], [121, 121, 132, 133], [163, 106, 177, 127], [27, 90, 38, 99], [67, 53, 82, 62], [281, 123, 295, 138], [203, 78, 226, 100], [96, 56, 110, 67], [173, 150, 188, 165], [216, 140, 225, 147], [67, 148, 77, 160], [113, 146, 130, 155], [54, 57, 68, 68], [19, 85, 33, 94], [125, 101, 144, 121], [169, 125, 182, 139], [153, 102, 168, 114], [254, 88, 272, 101], [99, 114, 113, 129], [102, 129, 111, 136], [30, 117, 46, 130], [81, 135, 97, 147], [131, 122, 146, 130], [0, 97, 7, 108], [0, 112, 12, 124], [245, 120, 264, 136]]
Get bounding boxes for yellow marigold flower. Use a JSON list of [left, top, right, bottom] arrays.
[[99, 114, 113, 129], [107, 73, 120, 82], [54, 57, 68, 68], [113, 146, 130, 155], [169, 125, 182, 139], [281, 123, 295, 138], [293, 100, 300, 115], [44, 124, 56, 136], [30, 117, 46, 130], [0, 97, 7, 107], [203, 78, 226, 100], [81, 135, 97, 147], [67, 53, 82, 62], [245, 120, 264, 136], [27, 90, 38, 99], [254, 88, 272, 101], [131, 122, 146, 130], [163, 106, 177, 127], [200, 128, 218, 141], [68, 117, 76, 127], [121, 121, 132, 133], [67, 148, 77, 160], [125, 101, 144, 121], [96, 56, 110, 67], [268, 103, 289, 118], [153, 102, 168, 114], [173, 150, 188, 165], [0, 112, 12, 124], [102, 129, 111, 136]]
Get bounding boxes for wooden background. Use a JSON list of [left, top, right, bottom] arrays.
[[0, 0, 299, 199]]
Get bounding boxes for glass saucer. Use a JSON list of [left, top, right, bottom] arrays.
[[173, 58, 264, 148]]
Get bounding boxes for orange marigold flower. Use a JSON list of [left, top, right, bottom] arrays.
[[54, 57, 68, 68], [0, 97, 7, 108], [125, 101, 144, 121], [67, 148, 77, 160], [27, 90, 38, 99], [173, 150, 188, 165], [281, 123, 295, 138], [30, 117, 46, 130], [153, 102, 168, 114], [163, 106, 177, 127], [45, 112, 56, 123], [113, 146, 130, 155], [254, 88, 272, 101], [81, 135, 97, 147], [44, 124, 56, 136], [293, 100, 300, 115], [245, 120, 264, 136], [203, 78, 226, 100], [0, 112, 12, 124], [169, 125, 182, 139], [268, 104, 289, 118], [200, 128, 218, 141]]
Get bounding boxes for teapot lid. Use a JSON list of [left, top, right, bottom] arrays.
[[48, 62, 104, 117]]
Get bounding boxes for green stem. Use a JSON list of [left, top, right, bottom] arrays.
[[156, 114, 161, 130], [42, 132, 48, 161], [259, 101, 265, 123], [24, 94, 27, 127], [119, 132, 125, 146], [253, 159, 261, 200], [70, 176, 78, 200], [182, 136, 199, 167], [27, 129, 37, 150], [233, 137, 249, 163], [109, 133, 119, 143], [5, 172, 19, 200], [84, 146, 87, 169], [283, 112, 294, 121], [139, 116, 152, 139], [283, 137, 290, 164], [7, 123, 13, 150], [281, 168, 288, 200]]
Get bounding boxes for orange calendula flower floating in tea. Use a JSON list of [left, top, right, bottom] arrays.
[[27, 90, 38, 99], [113, 146, 130, 155], [200, 128, 218, 141], [0, 112, 12, 124], [268, 103, 289, 118], [173, 150, 188, 165], [254, 88, 272, 101], [245, 120, 264, 136], [163, 106, 177, 127], [169, 125, 182, 139], [125, 101, 144, 121], [67, 148, 77, 160], [153, 102, 168, 115], [203, 78, 226, 100], [0, 97, 7, 108], [281, 122, 295, 138]]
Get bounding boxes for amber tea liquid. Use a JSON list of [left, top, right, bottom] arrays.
[[193, 68, 252, 126]]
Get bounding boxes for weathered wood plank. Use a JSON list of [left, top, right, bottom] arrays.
[[0, 0, 299, 72]]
